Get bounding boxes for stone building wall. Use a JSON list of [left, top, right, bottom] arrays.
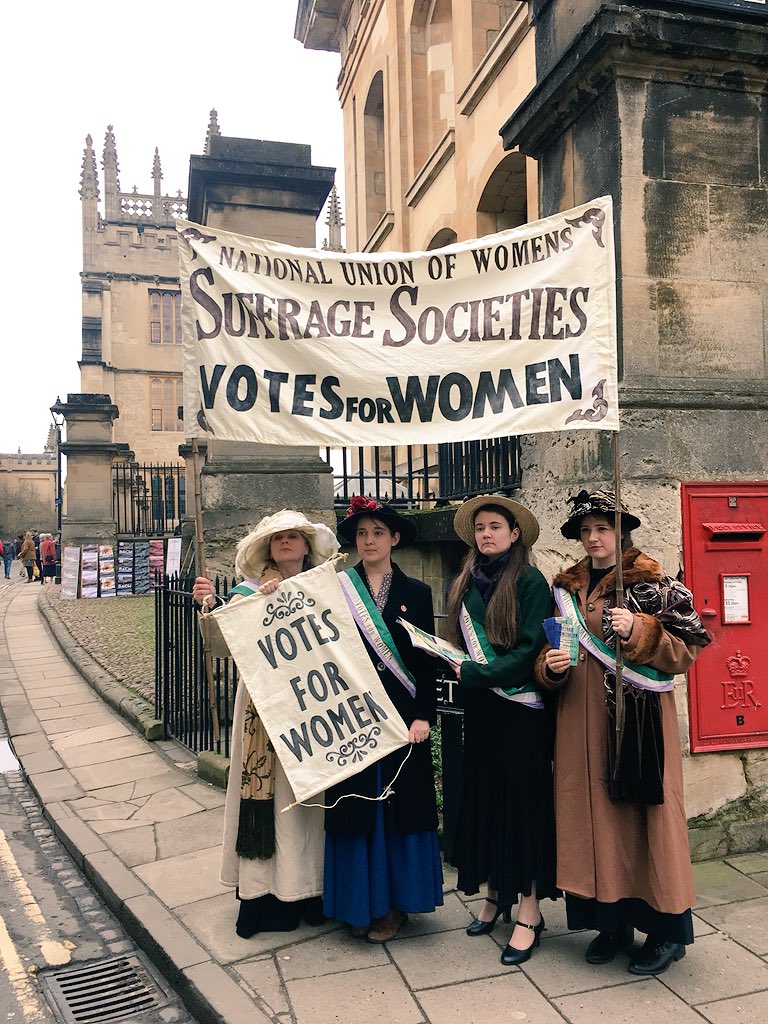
[[0, 449, 57, 536], [499, 2, 768, 852], [79, 129, 187, 466], [297, 0, 538, 251]]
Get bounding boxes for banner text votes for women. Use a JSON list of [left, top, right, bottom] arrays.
[[178, 196, 618, 447]]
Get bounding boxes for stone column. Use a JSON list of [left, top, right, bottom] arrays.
[[498, 1, 768, 573], [186, 137, 337, 574], [52, 394, 124, 547]]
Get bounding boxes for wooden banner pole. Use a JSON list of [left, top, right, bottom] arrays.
[[192, 439, 220, 744], [612, 431, 625, 777]]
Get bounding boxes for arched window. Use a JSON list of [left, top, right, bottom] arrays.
[[471, 1, 518, 69], [411, 1, 454, 173], [477, 152, 530, 233], [363, 72, 386, 239], [427, 228, 458, 250]]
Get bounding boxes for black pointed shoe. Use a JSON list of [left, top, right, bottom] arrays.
[[466, 897, 512, 937], [500, 916, 545, 966], [628, 937, 686, 975], [585, 924, 635, 964]]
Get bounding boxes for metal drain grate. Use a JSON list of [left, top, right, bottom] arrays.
[[40, 954, 171, 1023]]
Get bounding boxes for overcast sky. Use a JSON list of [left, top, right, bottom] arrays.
[[2, 2, 344, 455]]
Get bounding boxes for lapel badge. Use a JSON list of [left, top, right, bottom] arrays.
[[400, 605, 407, 612]]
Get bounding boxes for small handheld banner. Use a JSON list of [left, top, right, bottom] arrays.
[[210, 560, 410, 804], [178, 197, 618, 446]]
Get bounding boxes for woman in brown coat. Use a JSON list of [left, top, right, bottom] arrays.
[[537, 489, 711, 976], [18, 531, 37, 582]]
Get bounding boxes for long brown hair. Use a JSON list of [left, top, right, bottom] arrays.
[[445, 504, 530, 650]]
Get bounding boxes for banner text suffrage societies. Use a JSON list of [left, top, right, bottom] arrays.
[[178, 197, 619, 446]]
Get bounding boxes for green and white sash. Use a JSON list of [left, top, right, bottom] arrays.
[[553, 587, 674, 692], [459, 605, 544, 708], [339, 569, 417, 698]]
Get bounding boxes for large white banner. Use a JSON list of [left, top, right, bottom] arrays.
[[210, 560, 410, 805], [177, 196, 618, 446]]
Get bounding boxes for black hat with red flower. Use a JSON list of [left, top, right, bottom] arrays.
[[337, 496, 417, 546]]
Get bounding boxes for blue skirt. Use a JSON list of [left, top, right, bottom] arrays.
[[323, 767, 444, 928]]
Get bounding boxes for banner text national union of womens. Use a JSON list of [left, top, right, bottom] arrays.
[[177, 197, 618, 446]]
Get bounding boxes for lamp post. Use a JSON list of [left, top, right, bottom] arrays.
[[50, 402, 64, 585]]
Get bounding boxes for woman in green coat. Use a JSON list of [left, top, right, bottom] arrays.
[[446, 495, 558, 967]]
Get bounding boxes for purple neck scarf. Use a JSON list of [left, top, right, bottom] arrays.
[[470, 549, 512, 605]]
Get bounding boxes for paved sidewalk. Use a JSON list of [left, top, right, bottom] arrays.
[[0, 578, 767, 1024]]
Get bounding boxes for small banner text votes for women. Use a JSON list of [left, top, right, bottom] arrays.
[[210, 561, 410, 805], [177, 196, 618, 446]]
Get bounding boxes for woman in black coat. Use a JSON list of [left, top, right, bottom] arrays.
[[323, 497, 442, 942]]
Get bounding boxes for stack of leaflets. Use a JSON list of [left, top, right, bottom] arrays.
[[117, 542, 134, 596], [542, 616, 579, 665], [134, 542, 150, 595], [99, 544, 116, 597], [61, 547, 81, 600], [81, 545, 99, 598], [149, 539, 165, 588]]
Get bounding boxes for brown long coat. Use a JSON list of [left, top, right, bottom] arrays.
[[536, 550, 700, 915], [17, 537, 36, 562]]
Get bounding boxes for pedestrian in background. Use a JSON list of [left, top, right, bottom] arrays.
[[538, 488, 711, 976], [32, 530, 42, 581], [40, 534, 57, 584], [18, 532, 36, 582], [0, 537, 12, 579], [446, 495, 558, 967]]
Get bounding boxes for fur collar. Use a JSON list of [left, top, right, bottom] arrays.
[[553, 547, 665, 598]]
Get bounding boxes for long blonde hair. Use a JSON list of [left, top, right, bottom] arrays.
[[445, 504, 530, 650]]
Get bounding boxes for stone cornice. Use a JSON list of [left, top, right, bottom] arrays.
[[80, 272, 180, 286], [362, 210, 396, 251], [500, 6, 768, 154], [404, 127, 456, 209], [619, 381, 768, 410], [457, 4, 530, 116]]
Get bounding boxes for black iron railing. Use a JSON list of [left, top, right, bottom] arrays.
[[322, 437, 521, 507], [154, 573, 238, 757], [114, 463, 185, 537]]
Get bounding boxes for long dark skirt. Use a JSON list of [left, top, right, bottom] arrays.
[[234, 892, 324, 938], [566, 894, 694, 945], [450, 691, 558, 907]]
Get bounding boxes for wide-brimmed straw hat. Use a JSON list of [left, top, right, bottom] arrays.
[[453, 494, 540, 549], [234, 509, 339, 580], [337, 496, 417, 546], [560, 488, 641, 540]]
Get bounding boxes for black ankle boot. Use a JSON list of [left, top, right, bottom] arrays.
[[628, 936, 686, 975], [585, 924, 635, 964]]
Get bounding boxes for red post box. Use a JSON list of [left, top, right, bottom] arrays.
[[682, 483, 768, 752]]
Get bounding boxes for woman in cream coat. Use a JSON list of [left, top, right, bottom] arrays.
[[193, 510, 339, 938]]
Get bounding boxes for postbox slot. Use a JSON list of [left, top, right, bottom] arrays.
[[702, 522, 764, 542]]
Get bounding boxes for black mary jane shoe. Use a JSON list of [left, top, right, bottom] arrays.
[[466, 897, 512, 937], [585, 924, 635, 964], [628, 937, 686, 975], [500, 916, 545, 966]]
